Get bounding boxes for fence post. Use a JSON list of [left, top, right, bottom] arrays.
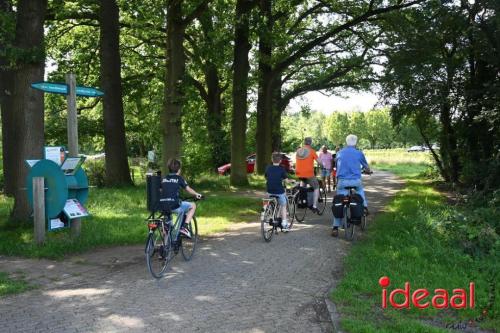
[[33, 177, 45, 245]]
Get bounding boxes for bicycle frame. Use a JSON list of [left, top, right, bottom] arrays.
[[262, 198, 279, 223]]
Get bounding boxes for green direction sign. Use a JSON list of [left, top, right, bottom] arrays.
[[31, 82, 104, 97]]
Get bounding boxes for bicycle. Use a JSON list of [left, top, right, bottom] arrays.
[[145, 196, 203, 279], [333, 170, 371, 240], [261, 180, 300, 242], [334, 186, 365, 241], [293, 178, 328, 223]]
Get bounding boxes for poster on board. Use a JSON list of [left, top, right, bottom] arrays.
[[44, 146, 65, 165], [63, 199, 89, 219]]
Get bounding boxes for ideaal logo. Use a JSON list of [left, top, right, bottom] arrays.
[[379, 276, 475, 309]]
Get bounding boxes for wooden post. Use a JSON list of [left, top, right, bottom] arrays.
[[66, 73, 81, 237], [33, 177, 45, 245]]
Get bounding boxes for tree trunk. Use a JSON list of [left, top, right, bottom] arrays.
[[205, 63, 228, 168], [0, 0, 14, 195], [440, 101, 460, 183], [162, 0, 185, 169], [271, 80, 283, 152], [230, 0, 254, 186], [416, 118, 448, 181], [199, 12, 229, 169], [8, 0, 47, 221], [255, 0, 273, 174], [99, 0, 132, 186]]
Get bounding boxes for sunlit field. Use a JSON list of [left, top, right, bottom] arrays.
[[364, 148, 433, 166]]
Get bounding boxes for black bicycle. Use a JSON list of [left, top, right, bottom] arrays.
[[145, 196, 203, 279], [336, 187, 366, 240], [293, 178, 328, 223], [332, 170, 371, 240]]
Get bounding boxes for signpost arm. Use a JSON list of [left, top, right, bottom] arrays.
[[66, 73, 81, 237], [33, 177, 45, 245]]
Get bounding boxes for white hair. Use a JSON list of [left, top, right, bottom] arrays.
[[346, 134, 358, 146]]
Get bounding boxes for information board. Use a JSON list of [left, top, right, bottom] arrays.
[[26, 160, 40, 168], [61, 157, 84, 175], [44, 146, 65, 166], [49, 218, 66, 230], [63, 199, 89, 219]]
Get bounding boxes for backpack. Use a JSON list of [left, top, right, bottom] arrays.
[[349, 193, 364, 224], [332, 194, 345, 218]]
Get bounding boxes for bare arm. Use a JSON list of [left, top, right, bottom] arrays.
[[185, 186, 202, 198]]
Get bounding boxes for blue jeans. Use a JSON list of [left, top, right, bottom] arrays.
[[320, 168, 331, 177], [172, 201, 193, 215], [268, 193, 287, 206], [332, 178, 367, 228]]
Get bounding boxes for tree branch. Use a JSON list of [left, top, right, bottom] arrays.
[[183, 0, 211, 27], [275, 0, 425, 73]]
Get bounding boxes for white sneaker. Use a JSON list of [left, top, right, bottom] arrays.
[[281, 221, 290, 232]]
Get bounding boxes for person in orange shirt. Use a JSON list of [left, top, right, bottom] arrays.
[[295, 137, 321, 214]]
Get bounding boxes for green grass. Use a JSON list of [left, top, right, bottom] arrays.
[[331, 163, 499, 332], [0, 272, 33, 297], [365, 148, 432, 166], [0, 177, 262, 259]]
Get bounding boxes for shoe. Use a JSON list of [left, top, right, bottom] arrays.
[[311, 207, 320, 215], [331, 227, 339, 237], [364, 207, 369, 216], [179, 227, 191, 239], [282, 226, 290, 232]]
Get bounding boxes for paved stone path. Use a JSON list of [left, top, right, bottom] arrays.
[[0, 171, 404, 333]]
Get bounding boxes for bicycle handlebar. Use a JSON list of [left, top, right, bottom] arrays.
[[183, 195, 205, 202]]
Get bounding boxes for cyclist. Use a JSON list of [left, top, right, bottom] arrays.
[[265, 152, 292, 231], [295, 137, 321, 214], [331, 135, 371, 237], [318, 145, 333, 193], [160, 158, 203, 238]]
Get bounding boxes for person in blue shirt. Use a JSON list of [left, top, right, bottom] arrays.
[[331, 134, 371, 237], [265, 153, 292, 231]]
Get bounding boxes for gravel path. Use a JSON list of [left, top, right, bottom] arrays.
[[0, 170, 404, 333]]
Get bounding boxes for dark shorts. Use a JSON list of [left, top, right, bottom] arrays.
[[300, 177, 319, 189]]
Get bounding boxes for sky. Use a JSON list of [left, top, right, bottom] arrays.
[[288, 90, 381, 115]]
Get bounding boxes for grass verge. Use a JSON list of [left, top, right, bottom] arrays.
[[331, 163, 499, 332], [0, 272, 33, 297], [0, 177, 262, 259]]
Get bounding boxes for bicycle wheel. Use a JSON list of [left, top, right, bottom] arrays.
[[261, 202, 275, 242], [344, 212, 355, 241], [287, 196, 296, 228], [316, 185, 327, 215], [145, 225, 172, 279], [360, 214, 367, 231], [181, 216, 198, 261], [294, 195, 307, 222]]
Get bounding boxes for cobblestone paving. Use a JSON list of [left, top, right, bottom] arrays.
[[0, 171, 403, 333]]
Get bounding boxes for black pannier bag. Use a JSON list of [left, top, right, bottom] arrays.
[[349, 193, 364, 225], [298, 187, 309, 208], [332, 194, 345, 218], [307, 186, 314, 206], [146, 174, 162, 212]]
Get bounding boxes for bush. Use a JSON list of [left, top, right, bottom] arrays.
[[84, 159, 106, 187]]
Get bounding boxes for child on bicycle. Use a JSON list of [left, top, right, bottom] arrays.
[[160, 158, 202, 238], [265, 152, 292, 231]]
